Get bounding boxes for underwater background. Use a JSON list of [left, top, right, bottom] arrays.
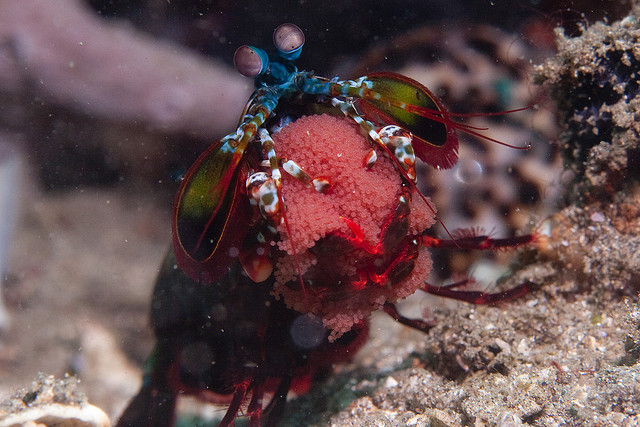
[[0, 0, 639, 425]]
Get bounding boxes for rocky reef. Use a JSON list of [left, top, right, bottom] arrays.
[[536, 5, 640, 201], [535, 5, 640, 296]]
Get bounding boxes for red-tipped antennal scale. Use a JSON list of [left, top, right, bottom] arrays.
[[355, 72, 531, 170]]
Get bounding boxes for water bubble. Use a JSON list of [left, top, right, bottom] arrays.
[[290, 314, 325, 349], [453, 158, 483, 184], [180, 341, 215, 377], [210, 303, 227, 322]]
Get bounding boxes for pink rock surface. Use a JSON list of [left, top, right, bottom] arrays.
[[0, 0, 249, 137]]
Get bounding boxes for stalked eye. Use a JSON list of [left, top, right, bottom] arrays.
[[273, 23, 304, 60], [233, 45, 269, 77]]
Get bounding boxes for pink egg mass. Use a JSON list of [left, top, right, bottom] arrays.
[[270, 114, 436, 340]]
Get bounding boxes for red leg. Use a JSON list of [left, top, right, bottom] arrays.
[[383, 281, 534, 333], [247, 378, 264, 427], [261, 375, 293, 427], [218, 381, 249, 427], [420, 280, 535, 304], [416, 230, 537, 304], [421, 233, 535, 250], [383, 302, 434, 333]]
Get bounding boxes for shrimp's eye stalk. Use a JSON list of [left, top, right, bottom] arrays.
[[234, 45, 269, 77], [273, 23, 304, 60]]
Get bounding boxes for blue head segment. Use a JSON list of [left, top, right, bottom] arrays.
[[233, 24, 304, 79], [273, 23, 304, 60]]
